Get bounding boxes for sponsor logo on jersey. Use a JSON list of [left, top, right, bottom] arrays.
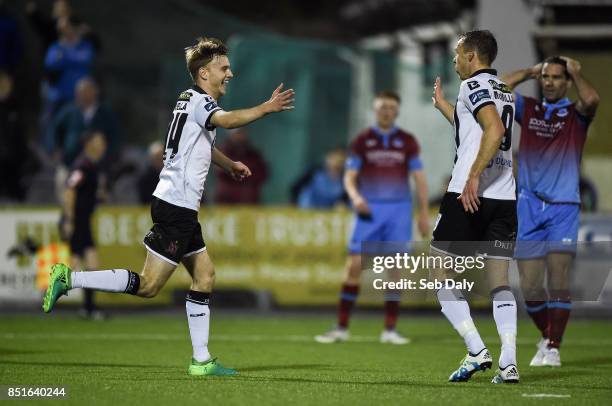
[[178, 91, 192, 101], [204, 101, 218, 112], [365, 150, 405, 165], [392, 139, 404, 148], [467, 80, 480, 90], [557, 108, 568, 117], [488, 80, 512, 94], [528, 117, 565, 138], [469, 89, 491, 105], [175, 101, 187, 111], [486, 156, 512, 169]]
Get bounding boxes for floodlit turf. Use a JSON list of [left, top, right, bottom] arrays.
[[1, 313, 611, 405]]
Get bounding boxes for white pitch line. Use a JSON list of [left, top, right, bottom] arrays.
[[522, 394, 571, 398]]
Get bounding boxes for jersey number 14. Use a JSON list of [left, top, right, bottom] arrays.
[[163, 112, 188, 162]]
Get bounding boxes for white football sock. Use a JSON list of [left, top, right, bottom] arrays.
[[71, 269, 140, 294], [492, 288, 517, 368], [186, 291, 211, 363], [437, 287, 486, 354]]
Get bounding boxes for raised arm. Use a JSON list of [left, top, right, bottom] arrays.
[[561, 57, 600, 118], [500, 64, 541, 90], [459, 105, 505, 213], [432, 77, 455, 125], [211, 83, 295, 129]]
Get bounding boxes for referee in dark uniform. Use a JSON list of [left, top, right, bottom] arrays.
[[60, 130, 108, 319]]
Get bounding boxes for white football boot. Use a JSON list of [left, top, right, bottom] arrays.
[[529, 338, 549, 367], [314, 328, 349, 343], [448, 348, 493, 382], [380, 330, 411, 345], [542, 347, 561, 367], [491, 364, 520, 384]]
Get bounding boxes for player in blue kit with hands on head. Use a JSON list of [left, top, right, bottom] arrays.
[[43, 37, 295, 376], [501, 56, 599, 367]]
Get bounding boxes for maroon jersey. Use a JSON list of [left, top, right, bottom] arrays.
[[345, 127, 422, 202], [516, 94, 590, 203]]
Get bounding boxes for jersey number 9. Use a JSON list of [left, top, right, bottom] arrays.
[[499, 105, 513, 151]]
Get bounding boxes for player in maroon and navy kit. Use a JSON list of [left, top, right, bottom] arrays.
[[502, 56, 599, 366], [315, 91, 430, 344]]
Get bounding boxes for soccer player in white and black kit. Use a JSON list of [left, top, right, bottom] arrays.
[[431, 30, 519, 383], [42, 37, 295, 376]]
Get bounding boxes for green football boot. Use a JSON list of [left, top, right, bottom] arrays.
[[188, 358, 238, 376], [42, 263, 72, 313]]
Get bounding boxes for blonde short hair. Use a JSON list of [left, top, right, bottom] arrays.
[[185, 37, 228, 82]]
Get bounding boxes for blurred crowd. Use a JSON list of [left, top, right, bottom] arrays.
[[0, 0, 351, 209], [0, 0, 599, 211]]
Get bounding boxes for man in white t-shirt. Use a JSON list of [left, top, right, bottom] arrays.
[[431, 30, 519, 384], [43, 37, 295, 376]]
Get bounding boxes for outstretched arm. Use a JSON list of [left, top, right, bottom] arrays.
[[211, 83, 295, 129], [500, 63, 541, 90], [212, 148, 252, 181], [561, 56, 600, 118], [432, 77, 454, 125]]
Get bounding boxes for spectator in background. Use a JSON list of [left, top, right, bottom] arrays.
[[50, 77, 118, 202], [0, 70, 27, 201], [26, 0, 101, 52], [0, 0, 23, 73], [60, 130, 108, 319], [138, 141, 164, 204], [25, 0, 71, 50], [42, 15, 95, 152], [51, 77, 119, 167], [215, 128, 268, 204], [294, 147, 347, 209]]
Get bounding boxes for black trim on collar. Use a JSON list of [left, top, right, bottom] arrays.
[[191, 85, 207, 94], [469, 68, 497, 78]]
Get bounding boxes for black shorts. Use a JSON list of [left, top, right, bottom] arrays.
[[143, 198, 206, 265], [70, 219, 95, 257], [431, 192, 517, 259]]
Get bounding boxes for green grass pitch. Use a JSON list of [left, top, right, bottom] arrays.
[[1, 313, 611, 405]]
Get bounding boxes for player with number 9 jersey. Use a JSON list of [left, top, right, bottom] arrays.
[[449, 70, 515, 200]]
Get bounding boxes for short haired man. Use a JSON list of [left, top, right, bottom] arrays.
[[432, 30, 519, 383], [43, 37, 295, 376], [315, 90, 430, 345], [501, 56, 599, 367]]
